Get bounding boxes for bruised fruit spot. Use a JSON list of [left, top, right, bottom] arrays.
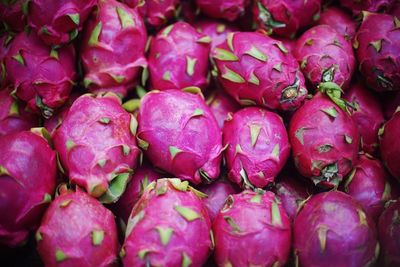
[[91, 230, 104, 246], [175, 206, 200, 221], [182, 252, 192, 267], [55, 249, 67, 262], [156, 227, 173, 246]]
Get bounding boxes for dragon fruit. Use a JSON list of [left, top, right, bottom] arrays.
[[274, 37, 297, 54], [317, 6, 357, 42], [36, 189, 119, 267], [0, 35, 11, 89], [111, 163, 161, 223], [253, 0, 322, 38], [354, 12, 400, 92], [340, 0, 395, 14], [294, 191, 379, 267], [28, 0, 97, 46], [0, 88, 38, 136], [4, 31, 76, 118], [213, 31, 307, 111], [343, 81, 385, 155], [121, 178, 212, 266], [379, 108, 400, 180], [121, 0, 180, 28], [223, 107, 291, 189], [137, 89, 223, 184], [378, 199, 400, 267], [0, 130, 56, 247], [53, 93, 141, 201], [342, 154, 394, 222], [289, 90, 360, 188], [80, 0, 147, 97], [389, 1, 400, 16], [383, 91, 400, 119], [195, 0, 250, 21], [206, 89, 240, 129], [0, 0, 27, 33], [213, 190, 291, 266], [295, 25, 355, 91], [147, 22, 211, 91], [198, 178, 239, 222]]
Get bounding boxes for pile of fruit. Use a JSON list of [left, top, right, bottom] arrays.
[[1, 0, 400, 266]]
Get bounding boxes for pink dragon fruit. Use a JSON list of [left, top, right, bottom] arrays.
[[53, 93, 141, 202], [343, 81, 385, 155], [389, 1, 400, 16], [0, 35, 11, 89], [378, 199, 400, 267], [36, 189, 119, 267], [198, 178, 239, 222], [111, 163, 161, 223], [294, 25, 355, 91], [379, 108, 400, 180], [180, 0, 199, 24], [274, 37, 297, 54], [4, 31, 76, 118], [289, 89, 360, 188], [195, 0, 250, 21], [342, 154, 394, 222], [253, 0, 322, 38], [80, 0, 147, 97], [317, 6, 357, 42], [213, 190, 291, 266], [121, 178, 212, 266], [137, 89, 223, 184], [28, 0, 97, 46], [223, 107, 291, 189], [121, 0, 180, 28], [340, 0, 395, 14], [354, 12, 400, 92], [0, 0, 27, 33], [147, 22, 211, 91], [213, 31, 307, 111], [0, 130, 57, 247], [294, 191, 379, 267], [206, 89, 240, 129], [383, 91, 400, 119], [0, 88, 38, 136]]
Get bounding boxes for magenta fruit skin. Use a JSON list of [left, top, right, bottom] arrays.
[[53, 93, 141, 200], [294, 191, 379, 267], [213, 190, 292, 267], [147, 22, 211, 92], [354, 12, 400, 92], [380, 108, 400, 180], [223, 107, 291, 189], [213, 31, 307, 111], [340, 0, 395, 14], [317, 6, 357, 42], [36, 190, 119, 267], [0, 130, 57, 247], [289, 93, 360, 188], [80, 0, 147, 97], [206, 89, 240, 129], [0, 0, 27, 33], [122, 178, 212, 267], [0, 35, 10, 89], [137, 89, 223, 185], [195, 0, 250, 22]]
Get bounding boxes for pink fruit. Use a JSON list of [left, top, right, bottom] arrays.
[[80, 0, 147, 97], [383, 91, 400, 119], [206, 89, 240, 129], [0, 0, 27, 33], [295, 25, 355, 91], [378, 199, 400, 267], [147, 22, 210, 91], [253, 0, 321, 38], [294, 191, 379, 267], [4, 31, 76, 118], [36, 189, 119, 267], [379, 108, 400, 180], [223, 107, 291, 189], [343, 81, 384, 155], [389, 1, 400, 16], [213, 190, 291, 266], [274, 37, 297, 54], [354, 12, 400, 92], [111, 163, 161, 223], [0, 130, 56, 247], [289, 90, 360, 188], [121, 178, 212, 266], [195, 0, 250, 21], [213, 31, 307, 111], [340, 0, 395, 14], [137, 89, 223, 185], [122, 0, 180, 28], [53, 93, 141, 201], [317, 6, 357, 42], [0, 35, 11, 89], [28, 0, 97, 46], [342, 154, 394, 222]]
